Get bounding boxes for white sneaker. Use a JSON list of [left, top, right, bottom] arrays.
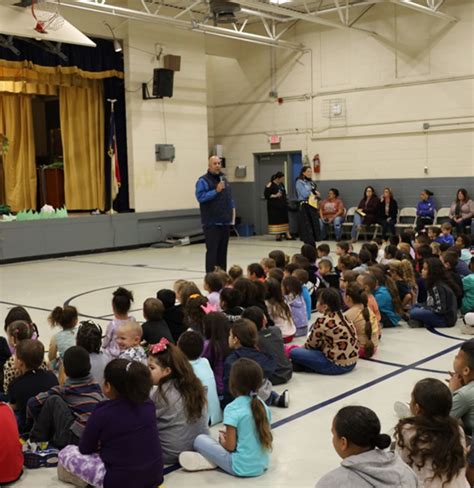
[[393, 401, 411, 420], [179, 452, 217, 472]]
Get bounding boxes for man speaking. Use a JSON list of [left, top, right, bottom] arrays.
[[195, 156, 235, 273]]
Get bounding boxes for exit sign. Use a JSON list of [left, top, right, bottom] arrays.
[[269, 135, 281, 144]]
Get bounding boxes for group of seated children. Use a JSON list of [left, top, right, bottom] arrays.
[[0, 230, 473, 487]]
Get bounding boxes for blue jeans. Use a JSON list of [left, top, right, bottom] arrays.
[[290, 348, 356, 375], [194, 434, 235, 475], [351, 213, 363, 239], [409, 305, 451, 328], [320, 216, 345, 240]]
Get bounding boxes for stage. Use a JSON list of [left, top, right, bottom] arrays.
[[0, 209, 201, 262]]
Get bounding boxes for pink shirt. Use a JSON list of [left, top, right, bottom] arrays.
[[320, 198, 345, 220]]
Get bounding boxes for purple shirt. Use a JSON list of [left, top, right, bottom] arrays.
[[202, 340, 225, 395], [79, 398, 163, 488]]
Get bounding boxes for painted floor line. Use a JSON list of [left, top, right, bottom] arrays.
[[427, 327, 467, 342], [63, 277, 201, 307], [59, 258, 203, 274], [367, 357, 448, 375], [0, 300, 104, 321]]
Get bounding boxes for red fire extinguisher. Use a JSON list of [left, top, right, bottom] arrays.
[[313, 154, 321, 174]]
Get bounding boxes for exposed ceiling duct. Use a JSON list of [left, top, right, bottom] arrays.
[[210, 0, 241, 24]]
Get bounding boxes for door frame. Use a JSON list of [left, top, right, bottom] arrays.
[[253, 150, 302, 235]]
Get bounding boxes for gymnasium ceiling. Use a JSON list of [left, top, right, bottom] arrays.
[[1, 0, 458, 50]]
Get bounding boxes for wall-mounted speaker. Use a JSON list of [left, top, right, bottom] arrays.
[[153, 68, 174, 98]]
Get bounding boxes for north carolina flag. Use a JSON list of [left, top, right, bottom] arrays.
[[107, 109, 121, 201]]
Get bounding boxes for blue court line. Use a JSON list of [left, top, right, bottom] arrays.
[[427, 328, 467, 342], [367, 357, 449, 375], [162, 338, 462, 477]]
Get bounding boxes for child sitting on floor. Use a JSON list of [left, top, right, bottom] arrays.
[[220, 287, 244, 322], [179, 358, 272, 477], [316, 406, 417, 487], [157, 288, 186, 343], [148, 340, 209, 464], [76, 320, 108, 387], [48, 305, 79, 373], [265, 278, 296, 343], [368, 266, 403, 327], [184, 294, 209, 334], [269, 250, 288, 270], [4, 321, 49, 395], [223, 319, 288, 409], [141, 298, 174, 345], [0, 401, 23, 485], [247, 263, 266, 282], [437, 223, 455, 247], [318, 259, 339, 288], [8, 340, 58, 434], [116, 321, 147, 365], [292, 269, 312, 320], [317, 244, 333, 266], [28, 346, 103, 449], [395, 378, 468, 488], [228, 265, 243, 283], [343, 284, 379, 359], [447, 340, 474, 435], [282, 276, 308, 337], [242, 306, 292, 386], [202, 312, 231, 398], [178, 331, 223, 426], [290, 288, 359, 375], [260, 257, 276, 276], [58, 359, 163, 488], [357, 273, 382, 327], [203, 272, 224, 312], [103, 287, 134, 359]]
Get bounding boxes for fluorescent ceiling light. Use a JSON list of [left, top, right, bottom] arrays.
[[269, 0, 292, 4]]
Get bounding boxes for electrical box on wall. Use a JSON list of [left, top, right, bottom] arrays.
[[155, 144, 175, 162]]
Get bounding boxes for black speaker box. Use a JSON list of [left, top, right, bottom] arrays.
[[153, 68, 174, 98]]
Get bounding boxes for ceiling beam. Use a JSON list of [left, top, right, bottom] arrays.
[[388, 0, 457, 22], [237, 0, 378, 34], [57, 0, 305, 49]]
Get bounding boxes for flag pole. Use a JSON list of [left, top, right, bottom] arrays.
[[107, 98, 117, 216]]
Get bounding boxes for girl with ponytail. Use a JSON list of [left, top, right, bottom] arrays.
[[343, 283, 379, 359], [58, 359, 163, 488], [180, 358, 273, 477], [317, 406, 418, 487], [48, 305, 79, 372], [395, 378, 468, 487]]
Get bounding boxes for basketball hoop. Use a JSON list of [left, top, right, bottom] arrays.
[[31, 0, 64, 33]]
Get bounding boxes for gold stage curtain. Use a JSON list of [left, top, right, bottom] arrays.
[[0, 93, 36, 211], [60, 79, 105, 210]]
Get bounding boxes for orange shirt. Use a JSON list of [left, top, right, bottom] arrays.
[[367, 294, 382, 323]]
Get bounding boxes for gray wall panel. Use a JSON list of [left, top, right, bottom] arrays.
[[0, 210, 201, 262], [231, 177, 474, 232]]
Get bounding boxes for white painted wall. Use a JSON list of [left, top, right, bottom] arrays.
[[207, 0, 474, 183]]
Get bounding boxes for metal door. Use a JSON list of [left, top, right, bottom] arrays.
[[255, 153, 290, 235]]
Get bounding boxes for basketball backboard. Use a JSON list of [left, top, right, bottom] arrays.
[[0, 4, 96, 47]]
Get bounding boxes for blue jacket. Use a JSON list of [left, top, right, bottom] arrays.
[[416, 198, 435, 218], [374, 286, 401, 326], [195, 172, 234, 226], [435, 234, 455, 247], [222, 347, 276, 407]]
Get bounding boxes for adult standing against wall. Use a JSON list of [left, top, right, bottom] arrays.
[[350, 186, 379, 243], [295, 166, 320, 246], [416, 190, 435, 231], [377, 187, 398, 240], [264, 171, 292, 242], [195, 156, 235, 273], [319, 188, 346, 242], [449, 188, 474, 235]]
